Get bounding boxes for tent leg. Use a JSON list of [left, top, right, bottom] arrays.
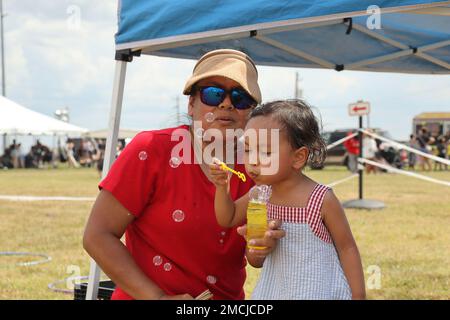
[[85, 60, 128, 300], [2, 133, 6, 155]]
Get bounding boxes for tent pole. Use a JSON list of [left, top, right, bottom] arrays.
[[0, 0, 6, 97], [85, 59, 128, 300], [2, 133, 6, 155]]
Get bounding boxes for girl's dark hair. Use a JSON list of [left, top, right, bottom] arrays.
[[249, 99, 327, 167]]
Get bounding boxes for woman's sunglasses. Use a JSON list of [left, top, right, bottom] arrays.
[[195, 86, 256, 110]]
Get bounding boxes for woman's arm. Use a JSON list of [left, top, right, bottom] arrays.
[[322, 191, 366, 300], [83, 190, 193, 300]]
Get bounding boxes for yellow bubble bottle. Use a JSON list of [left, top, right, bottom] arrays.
[[246, 185, 269, 250]]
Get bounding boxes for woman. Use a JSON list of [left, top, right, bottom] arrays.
[[83, 49, 285, 300]]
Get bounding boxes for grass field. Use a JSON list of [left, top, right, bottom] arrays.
[[0, 166, 449, 299]]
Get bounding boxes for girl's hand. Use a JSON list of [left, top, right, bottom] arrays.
[[208, 159, 229, 187], [237, 220, 286, 259]]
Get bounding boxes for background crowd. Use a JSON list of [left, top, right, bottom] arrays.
[[0, 138, 126, 174], [344, 128, 450, 173], [2, 128, 449, 174]]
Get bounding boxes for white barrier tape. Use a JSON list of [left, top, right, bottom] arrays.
[[48, 276, 90, 294], [359, 129, 450, 166], [0, 251, 52, 266], [326, 132, 358, 150], [358, 157, 450, 187], [326, 174, 358, 187], [0, 195, 95, 202]]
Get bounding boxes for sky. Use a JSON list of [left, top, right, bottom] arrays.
[[3, 0, 450, 146]]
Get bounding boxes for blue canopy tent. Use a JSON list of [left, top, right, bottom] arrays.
[[86, 0, 450, 299]]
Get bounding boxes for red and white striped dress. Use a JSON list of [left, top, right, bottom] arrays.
[[251, 184, 352, 300]]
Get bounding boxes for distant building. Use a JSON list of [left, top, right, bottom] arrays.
[[413, 112, 450, 137]]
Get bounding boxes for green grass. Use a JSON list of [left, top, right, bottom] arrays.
[[0, 166, 449, 299]]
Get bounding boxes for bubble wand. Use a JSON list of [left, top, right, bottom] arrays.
[[214, 159, 246, 182]]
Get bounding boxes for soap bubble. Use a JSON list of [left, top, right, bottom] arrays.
[[138, 151, 148, 161], [205, 112, 215, 123], [163, 262, 172, 271], [172, 209, 185, 222], [169, 157, 181, 168], [153, 255, 162, 266], [206, 275, 217, 284], [195, 127, 205, 139]]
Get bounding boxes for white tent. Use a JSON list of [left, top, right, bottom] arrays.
[[0, 95, 88, 136], [83, 128, 140, 139]]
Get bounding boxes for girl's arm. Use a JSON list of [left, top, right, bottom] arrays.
[[216, 186, 284, 269], [209, 163, 286, 268], [322, 191, 366, 300], [209, 162, 286, 268], [210, 162, 249, 228]]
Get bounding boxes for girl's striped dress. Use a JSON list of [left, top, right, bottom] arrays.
[[251, 184, 352, 300]]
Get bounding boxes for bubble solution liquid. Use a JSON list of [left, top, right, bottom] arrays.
[[246, 185, 270, 250], [246, 201, 268, 250]]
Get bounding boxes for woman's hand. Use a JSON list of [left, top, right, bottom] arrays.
[[237, 220, 285, 267]]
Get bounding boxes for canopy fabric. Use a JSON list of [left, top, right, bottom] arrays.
[[116, 0, 450, 74], [0, 96, 88, 135]]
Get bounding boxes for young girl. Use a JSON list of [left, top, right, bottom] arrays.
[[209, 100, 366, 300]]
